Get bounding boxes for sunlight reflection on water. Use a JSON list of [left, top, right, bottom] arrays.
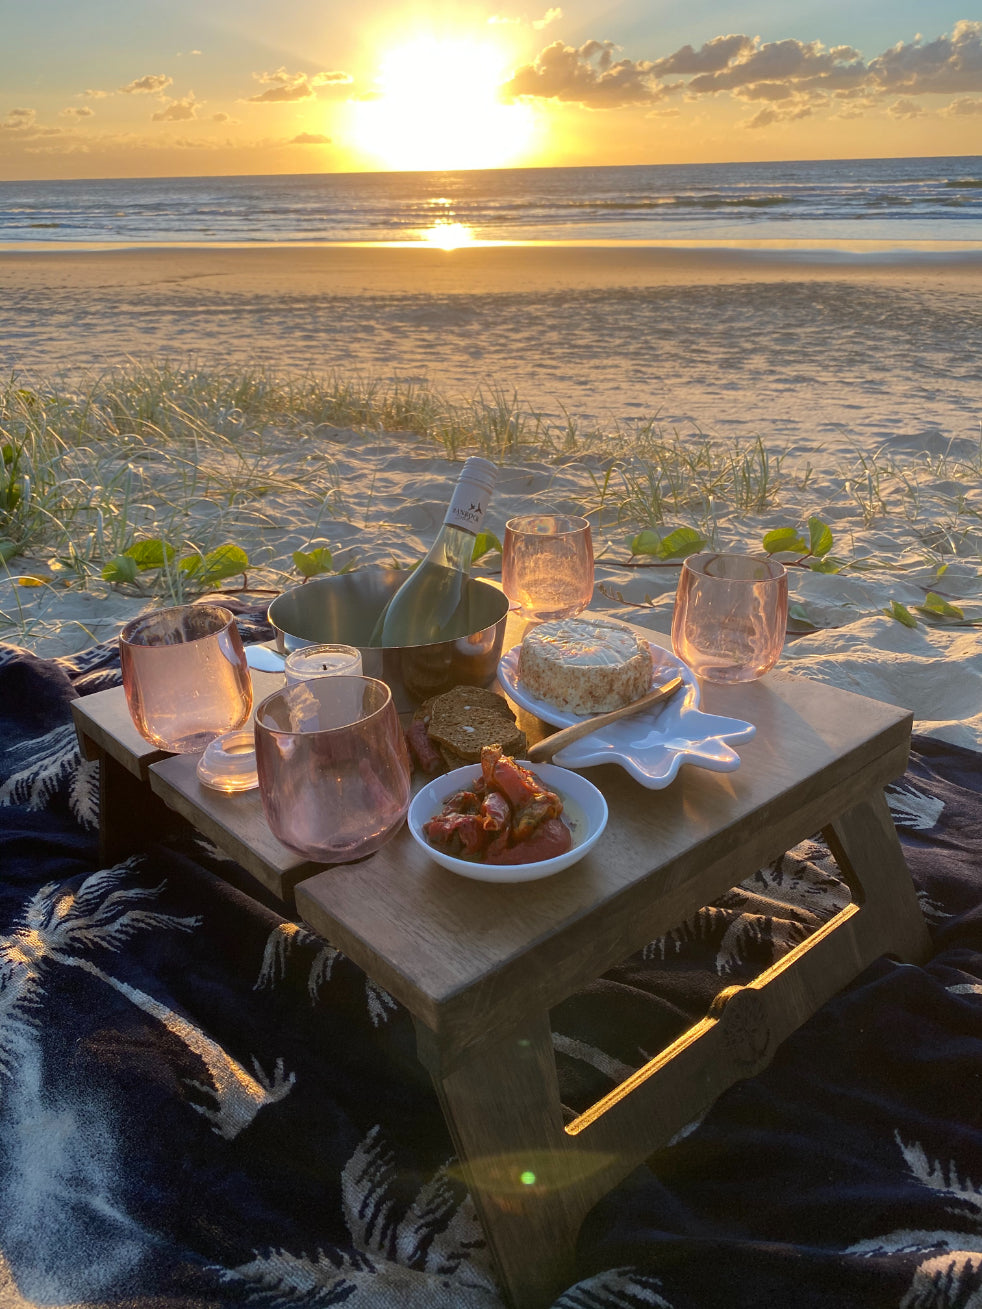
[[424, 221, 475, 250]]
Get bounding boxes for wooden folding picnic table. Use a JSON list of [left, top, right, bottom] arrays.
[[72, 618, 930, 1308]]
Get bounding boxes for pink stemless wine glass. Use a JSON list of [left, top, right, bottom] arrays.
[[502, 514, 594, 623], [671, 553, 788, 684], [255, 675, 412, 864], [120, 604, 253, 752]]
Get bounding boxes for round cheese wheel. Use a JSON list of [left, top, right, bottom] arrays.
[[518, 617, 651, 715]]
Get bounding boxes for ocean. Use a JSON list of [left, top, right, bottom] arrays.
[[1, 155, 980, 248]]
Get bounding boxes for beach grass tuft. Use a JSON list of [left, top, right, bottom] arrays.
[[4, 361, 982, 641]]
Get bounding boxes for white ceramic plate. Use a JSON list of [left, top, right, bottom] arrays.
[[498, 640, 756, 788], [408, 761, 608, 883]]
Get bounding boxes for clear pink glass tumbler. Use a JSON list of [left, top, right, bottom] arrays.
[[502, 514, 594, 623], [120, 604, 253, 752], [671, 553, 788, 684], [255, 675, 412, 864]]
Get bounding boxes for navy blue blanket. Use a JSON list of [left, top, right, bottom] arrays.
[[2, 612, 982, 1308]]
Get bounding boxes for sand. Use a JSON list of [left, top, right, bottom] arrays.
[[2, 242, 982, 750], [3, 243, 981, 442]]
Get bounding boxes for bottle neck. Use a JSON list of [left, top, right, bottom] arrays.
[[443, 471, 492, 534], [431, 519, 478, 572]]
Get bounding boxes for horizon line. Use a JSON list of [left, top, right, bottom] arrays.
[[2, 150, 981, 188]]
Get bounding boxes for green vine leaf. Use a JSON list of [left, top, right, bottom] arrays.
[[629, 527, 705, 560], [787, 601, 820, 631], [293, 546, 333, 578], [472, 530, 502, 561], [658, 527, 706, 559], [808, 517, 834, 557], [102, 555, 140, 585], [124, 538, 176, 571], [180, 543, 250, 585], [763, 527, 808, 556], [0, 477, 22, 514], [915, 592, 965, 621], [885, 599, 919, 628], [628, 529, 663, 557]]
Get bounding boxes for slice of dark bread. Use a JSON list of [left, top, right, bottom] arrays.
[[422, 685, 527, 766]]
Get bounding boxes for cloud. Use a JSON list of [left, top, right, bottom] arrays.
[[290, 132, 331, 144], [533, 7, 562, 30], [867, 20, 982, 94], [0, 107, 37, 130], [502, 33, 867, 107], [745, 101, 815, 128], [81, 88, 110, 99], [60, 106, 95, 118], [489, 7, 561, 28], [888, 97, 925, 118], [151, 93, 199, 122], [504, 21, 982, 126], [212, 111, 235, 123], [0, 110, 63, 142], [674, 23, 982, 102], [745, 106, 780, 129], [749, 81, 810, 102], [684, 37, 865, 96], [943, 95, 982, 114], [249, 82, 312, 103], [649, 34, 754, 76], [504, 40, 661, 106], [12, 127, 250, 158], [247, 66, 350, 103], [120, 73, 173, 94]]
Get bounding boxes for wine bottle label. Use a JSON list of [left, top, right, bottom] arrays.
[[444, 473, 493, 533]]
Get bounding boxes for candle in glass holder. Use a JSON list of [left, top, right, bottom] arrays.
[[284, 643, 363, 686]]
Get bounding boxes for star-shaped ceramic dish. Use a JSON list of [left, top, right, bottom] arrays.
[[498, 641, 756, 788]]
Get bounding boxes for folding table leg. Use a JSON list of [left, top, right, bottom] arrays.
[[96, 749, 173, 865], [823, 787, 932, 965], [420, 1012, 583, 1309]]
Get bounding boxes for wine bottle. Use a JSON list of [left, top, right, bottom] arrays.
[[370, 457, 497, 647]]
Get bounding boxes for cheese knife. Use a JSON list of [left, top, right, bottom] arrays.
[[525, 673, 685, 764]]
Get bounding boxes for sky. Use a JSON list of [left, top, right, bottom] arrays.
[[0, 1, 979, 179]]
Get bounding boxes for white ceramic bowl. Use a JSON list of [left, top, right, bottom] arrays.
[[408, 760, 608, 883]]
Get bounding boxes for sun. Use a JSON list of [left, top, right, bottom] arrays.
[[347, 35, 537, 171]]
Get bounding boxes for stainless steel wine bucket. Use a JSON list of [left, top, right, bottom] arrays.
[[267, 566, 510, 714]]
